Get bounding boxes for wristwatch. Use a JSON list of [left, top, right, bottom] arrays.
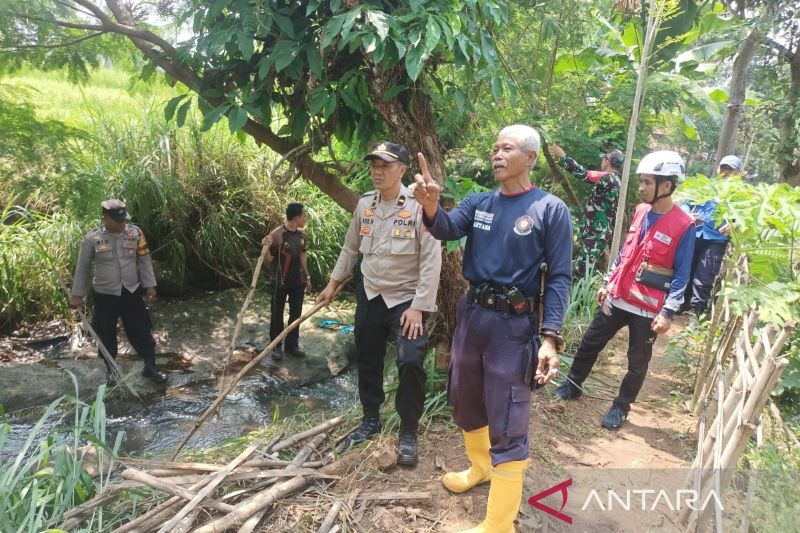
[[539, 328, 566, 352]]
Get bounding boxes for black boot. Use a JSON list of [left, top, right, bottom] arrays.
[[142, 358, 167, 383], [286, 345, 306, 358], [271, 346, 284, 361], [348, 415, 381, 445], [397, 423, 419, 466]]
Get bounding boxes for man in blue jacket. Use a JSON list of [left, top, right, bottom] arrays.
[[681, 155, 739, 319], [411, 124, 572, 533]]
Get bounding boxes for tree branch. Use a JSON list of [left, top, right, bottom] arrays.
[[8, 31, 106, 50], [764, 36, 795, 63], [14, 12, 105, 32]]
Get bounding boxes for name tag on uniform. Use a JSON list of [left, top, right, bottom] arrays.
[[653, 231, 672, 245]]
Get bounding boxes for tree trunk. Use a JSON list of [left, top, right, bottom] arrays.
[[778, 51, 800, 186], [371, 65, 465, 367], [714, 26, 761, 169]]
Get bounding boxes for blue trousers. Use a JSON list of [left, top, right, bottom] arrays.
[[688, 239, 727, 315], [448, 294, 538, 465]]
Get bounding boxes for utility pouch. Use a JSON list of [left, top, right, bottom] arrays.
[[636, 261, 673, 292], [504, 287, 528, 315]]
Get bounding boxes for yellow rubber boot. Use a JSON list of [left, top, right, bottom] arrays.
[[459, 459, 527, 533], [442, 426, 492, 493]]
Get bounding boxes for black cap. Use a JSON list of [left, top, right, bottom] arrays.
[[364, 141, 410, 164], [101, 199, 129, 222]]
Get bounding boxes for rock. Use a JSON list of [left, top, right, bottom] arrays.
[[371, 443, 398, 472]]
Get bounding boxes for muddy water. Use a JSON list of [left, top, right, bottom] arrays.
[[3, 366, 358, 460]]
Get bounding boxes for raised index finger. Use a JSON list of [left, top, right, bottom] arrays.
[[417, 152, 432, 182]]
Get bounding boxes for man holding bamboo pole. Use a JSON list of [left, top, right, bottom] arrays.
[[316, 141, 442, 467], [262, 203, 312, 360]]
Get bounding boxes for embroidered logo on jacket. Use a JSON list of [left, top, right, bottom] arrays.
[[514, 215, 534, 236]]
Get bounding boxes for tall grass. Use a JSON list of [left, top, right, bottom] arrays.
[[1, 67, 350, 330], [0, 205, 85, 331], [0, 375, 122, 532]]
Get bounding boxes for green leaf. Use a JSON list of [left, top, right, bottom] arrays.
[[164, 94, 187, 122], [424, 18, 441, 55], [274, 14, 296, 38], [479, 31, 497, 67], [341, 8, 362, 42], [405, 44, 427, 81], [201, 104, 231, 132], [210, 0, 230, 18], [308, 88, 331, 116], [306, 0, 322, 16], [382, 85, 408, 101], [490, 74, 503, 101], [367, 11, 389, 41], [228, 106, 248, 133], [393, 38, 407, 59], [258, 55, 273, 79], [176, 99, 192, 127], [340, 81, 363, 112], [273, 40, 300, 72], [708, 88, 728, 102], [306, 47, 323, 77], [236, 31, 254, 61], [322, 14, 347, 48]]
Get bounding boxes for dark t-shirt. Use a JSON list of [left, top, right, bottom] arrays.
[[270, 226, 306, 288]]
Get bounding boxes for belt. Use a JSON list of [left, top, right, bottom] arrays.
[[467, 285, 539, 316]]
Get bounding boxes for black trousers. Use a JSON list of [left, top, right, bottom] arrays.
[[92, 288, 156, 368], [688, 239, 727, 315], [567, 303, 657, 412], [269, 284, 305, 350], [354, 284, 428, 426]]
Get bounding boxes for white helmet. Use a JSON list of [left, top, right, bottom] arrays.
[[636, 150, 685, 179]]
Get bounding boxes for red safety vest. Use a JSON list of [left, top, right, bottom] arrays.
[[608, 203, 693, 313]]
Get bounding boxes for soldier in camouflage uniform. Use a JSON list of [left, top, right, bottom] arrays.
[[551, 146, 623, 277]]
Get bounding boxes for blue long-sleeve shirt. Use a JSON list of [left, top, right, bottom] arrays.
[[423, 187, 573, 332], [680, 199, 729, 243], [605, 209, 696, 319]]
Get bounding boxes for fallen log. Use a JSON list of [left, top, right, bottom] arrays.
[[191, 475, 309, 533], [157, 438, 265, 533], [191, 432, 330, 532]]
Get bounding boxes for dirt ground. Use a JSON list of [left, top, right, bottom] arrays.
[[263, 318, 700, 532]]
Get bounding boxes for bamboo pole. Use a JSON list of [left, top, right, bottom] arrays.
[[121, 468, 235, 513], [316, 501, 343, 533], [192, 476, 309, 533], [270, 417, 346, 452], [217, 243, 270, 396], [158, 438, 265, 533], [171, 278, 349, 459], [235, 433, 328, 533], [608, 0, 663, 261]]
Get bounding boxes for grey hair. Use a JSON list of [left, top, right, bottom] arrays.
[[498, 124, 541, 167]]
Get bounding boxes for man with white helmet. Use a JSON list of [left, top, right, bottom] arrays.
[[556, 151, 696, 430]]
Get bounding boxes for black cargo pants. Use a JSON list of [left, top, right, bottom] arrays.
[[354, 284, 428, 426], [92, 288, 157, 368]]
